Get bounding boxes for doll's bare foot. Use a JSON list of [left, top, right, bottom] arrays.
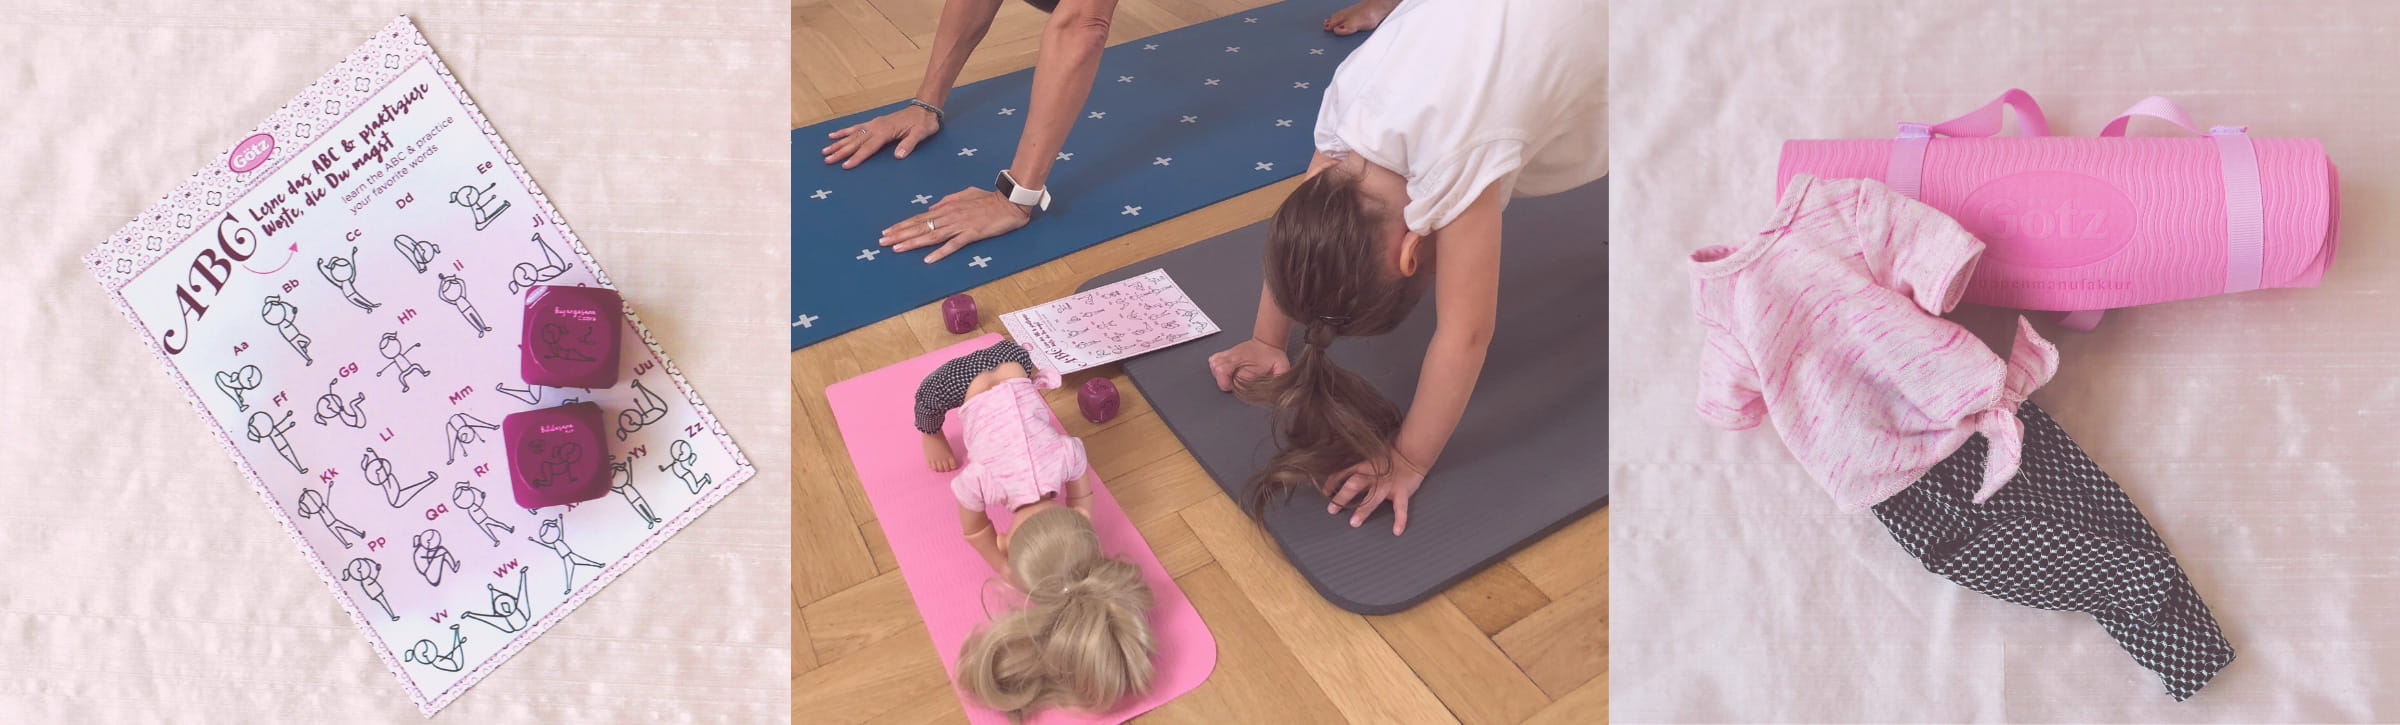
[[922, 432, 957, 472], [1325, 0, 1400, 35]]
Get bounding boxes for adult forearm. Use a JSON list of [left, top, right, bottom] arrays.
[[1009, 5, 1114, 190], [1395, 326, 1491, 473], [917, 0, 1008, 107]]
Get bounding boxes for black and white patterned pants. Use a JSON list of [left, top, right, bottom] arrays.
[[1873, 402, 2234, 701], [913, 339, 1036, 434]]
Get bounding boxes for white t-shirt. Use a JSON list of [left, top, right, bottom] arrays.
[[1313, 0, 1607, 235]]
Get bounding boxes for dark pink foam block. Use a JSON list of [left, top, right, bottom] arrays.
[[503, 402, 610, 508], [943, 293, 978, 334], [1079, 378, 1119, 423], [521, 285, 622, 388], [824, 334, 1217, 725]]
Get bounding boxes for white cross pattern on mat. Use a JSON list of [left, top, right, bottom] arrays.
[[793, 314, 818, 328], [1180, 115, 1198, 123], [1058, 152, 1075, 161], [1122, 206, 1142, 216], [1310, 48, 1325, 55], [1293, 81, 1310, 89], [1203, 78, 1220, 86], [1088, 111, 1106, 119], [1225, 46, 1240, 53], [1243, 17, 1257, 23], [857, 249, 880, 261], [1118, 75, 1134, 83], [810, 189, 831, 199], [912, 194, 932, 204], [1275, 119, 1293, 127], [1254, 162, 1275, 171], [969, 256, 991, 268], [957, 147, 977, 156], [1154, 157, 1172, 166], [1142, 43, 1158, 50], [997, 107, 1017, 115]]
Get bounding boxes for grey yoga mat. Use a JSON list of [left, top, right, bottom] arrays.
[[1078, 176, 1606, 614]]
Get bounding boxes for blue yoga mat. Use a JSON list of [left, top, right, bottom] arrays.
[[791, 0, 1367, 350]]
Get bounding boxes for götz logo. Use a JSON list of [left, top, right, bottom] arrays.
[[1959, 171, 2136, 269]]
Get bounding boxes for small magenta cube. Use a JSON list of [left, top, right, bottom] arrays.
[[1079, 377, 1120, 423], [504, 402, 610, 508], [521, 285, 621, 388], [942, 293, 978, 334]]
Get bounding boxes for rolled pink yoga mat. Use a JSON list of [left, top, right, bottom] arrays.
[[824, 334, 1216, 725], [1779, 90, 2338, 323]]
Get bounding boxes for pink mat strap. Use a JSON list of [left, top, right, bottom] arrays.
[[1887, 90, 2051, 201], [2099, 97, 2265, 295]]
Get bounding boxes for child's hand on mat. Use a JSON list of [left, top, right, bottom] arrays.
[[1326, 452, 1426, 535], [1208, 338, 1290, 391], [821, 105, 940, 168], [922, 432, 958, 472], [880, 188, 1031, 263]]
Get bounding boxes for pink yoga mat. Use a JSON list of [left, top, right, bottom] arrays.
[[824, 335, 1217, 724], [1778, 91, 2338, 317]]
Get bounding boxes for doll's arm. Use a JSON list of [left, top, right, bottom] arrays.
[[1065, 468, 1097, 519], [958, 506, 1008, 573], [1394, 185, 1504, 475]]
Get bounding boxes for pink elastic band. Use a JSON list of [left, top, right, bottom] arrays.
[[2213, 126, 2265, 294], [1886, 90, 2052, 203]]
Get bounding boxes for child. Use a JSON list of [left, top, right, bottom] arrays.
[[1208, 0, 1606, 534], [915, 342, 1155, 719]]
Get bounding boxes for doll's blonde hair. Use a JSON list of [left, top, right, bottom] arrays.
[[956, 507, 1155, 721]]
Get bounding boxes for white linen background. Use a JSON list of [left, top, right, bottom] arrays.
[[0, 1, 789, 721], [1611, 1, 2400, 721]]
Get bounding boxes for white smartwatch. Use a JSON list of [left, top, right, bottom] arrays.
[[995, 169, 1052, 216]]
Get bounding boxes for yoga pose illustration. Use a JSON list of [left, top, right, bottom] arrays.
[[506, 232, 572, 294], [404, 625, 468, 673], [660, 438, 712, 494], [451, 483, 515, 546], [260, 295, 312, 365], [496, 381, 546, 405], [436, 273, 491, 338], [529, 516, 606, 594], [316, 245, 379, 313], [522, 439, 584, 490], [614, 379, 669, 441], [450, 183, 510, 231], [461, 568, 531, 634], [297, 487, 367, 549], [340, 557, 399, 621], [411, 529, 460, 587], [374, 332, 431, 392], [535, 323, 595, 362], [360, 447, 437, 508], [213, 365, 262, 411], [443, 412, 501, 465], [392, 234, 440, 273], [312, 377, 367, 428], [609, 457, 659, 529], [244, 410, 306, 474]]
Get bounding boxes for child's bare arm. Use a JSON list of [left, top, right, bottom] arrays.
[[1396, 184, 1505, 473], [958, 506, 1008, 573]]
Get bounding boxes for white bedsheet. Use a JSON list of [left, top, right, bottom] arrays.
[[0, 2, 789, 721], [1611, 0, 2400, 721]]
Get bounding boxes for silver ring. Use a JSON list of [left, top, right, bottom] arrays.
[[926, 220, 937, 232]]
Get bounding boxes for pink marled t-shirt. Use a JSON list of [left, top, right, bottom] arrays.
[[949, 377, 1089, 516], [1691, 174, 2060, 511]]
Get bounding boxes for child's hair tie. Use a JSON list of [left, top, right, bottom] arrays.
[[1317, 315, 1350, 326]]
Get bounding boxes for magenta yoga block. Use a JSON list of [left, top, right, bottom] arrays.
[[1079, 377, 1119, 423], [521, 285, 622, 388], [941, 293, 977, 334], [504, 402, 610, 508]]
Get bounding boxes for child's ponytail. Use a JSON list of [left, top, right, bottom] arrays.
[[1234, 165, 1429, 517]]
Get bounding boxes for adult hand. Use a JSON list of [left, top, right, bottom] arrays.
[[1324, 451, 1426, 535], [821, 105, 941, 169], [1208, 338, 1291, 391], [879, 187, 1031, 263]]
